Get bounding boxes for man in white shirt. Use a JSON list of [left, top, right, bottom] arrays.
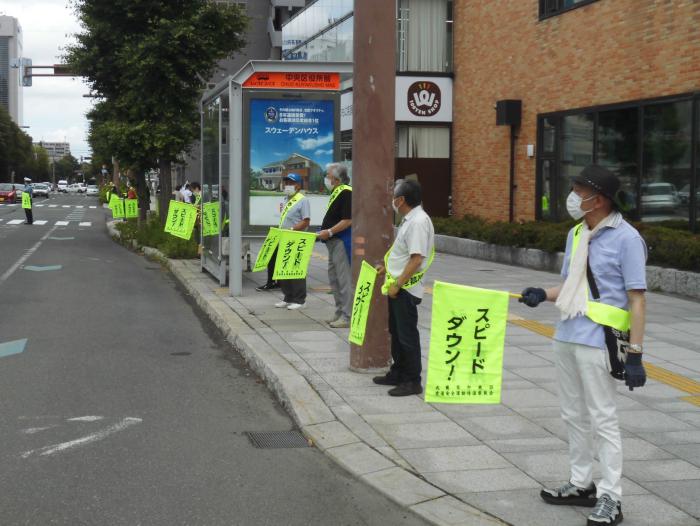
[[375, 179, 435, 397]]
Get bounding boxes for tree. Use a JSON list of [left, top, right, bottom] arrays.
[[0, 105, 34, 183], [54, 154, 80, 182], [32, 145, 51, 181], [65, 0, 248, 223]]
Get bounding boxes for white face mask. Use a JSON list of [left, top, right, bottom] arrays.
[[283, 185, 296, 196], [566, 191, 595, 220], [324, 177, 334, 191], [391, 197, 401, 214]]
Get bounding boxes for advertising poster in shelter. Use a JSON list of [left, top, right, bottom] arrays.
[[248, 98, 336, 226]]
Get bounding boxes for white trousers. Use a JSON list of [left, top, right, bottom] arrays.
[[553, 340, 622, 502]]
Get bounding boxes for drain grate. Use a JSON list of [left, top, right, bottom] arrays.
[[245, 430, 310, 449]]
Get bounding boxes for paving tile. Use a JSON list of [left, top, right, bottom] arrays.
[[374, 421, 481, 450], [433, 403, 516, 419], [621, 437, 676, 461], [663, 444, 700, 466], [364, 412, 449, 426], [621, 494, 699, 526], [502, 451, 572, 481], [361, 467, 444, 506], [326, 442, 394, 476], [637, 430, 700, 446], [671, 412, 700, 427], [411, 495, 505, 526], [509, 366, 558, 383], [303, 420, 359, 451], [485, 436, 568, 454], [400, 445, 510, 473], [624, 459, 700, 482], [456, 415, 552, 440], [344, 394, 434, 415], [428, 467, 540, 493], [644, 480, 700, 519], [457, 489, 587, 526], [618, 410, 693, 433]]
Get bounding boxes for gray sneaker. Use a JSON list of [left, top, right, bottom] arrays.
[[540, 482, 597, 507], [587, 494, 622, 525], [329, 317, 350, 328]]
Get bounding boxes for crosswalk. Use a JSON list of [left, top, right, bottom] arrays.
[[0, 219, 92, 228], [0, 204, 98, 209]]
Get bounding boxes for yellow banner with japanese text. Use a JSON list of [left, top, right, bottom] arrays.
[[125, 199, 138, 219], [164, 200, 198, 240], [253, 227, 281, 272], [348, 261, 378, 346], [272, 230, 316, 281], [111, 199, 125, 219], [425, 281, 509, 404], [202, 201, 220, 237]]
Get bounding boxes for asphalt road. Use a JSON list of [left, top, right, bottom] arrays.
[[0, 193, 426, 526]]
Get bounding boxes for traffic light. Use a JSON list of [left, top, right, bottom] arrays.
[[21, 58, 32, 87]]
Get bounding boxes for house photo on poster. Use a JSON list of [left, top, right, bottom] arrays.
[[249, 98, 337, 226]]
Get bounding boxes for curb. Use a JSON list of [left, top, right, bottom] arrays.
[[106, 220, 506, 526]]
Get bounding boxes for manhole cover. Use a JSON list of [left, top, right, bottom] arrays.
[[245, 431, 310, 449]]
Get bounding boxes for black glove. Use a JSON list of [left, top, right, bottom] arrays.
[[519, 287, 546, 308], [624, 352, 646, 391]]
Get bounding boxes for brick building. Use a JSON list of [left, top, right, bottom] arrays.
[[452, 0, 700, 228]]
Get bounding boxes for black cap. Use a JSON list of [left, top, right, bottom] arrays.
[[573, 165, 620, 202]]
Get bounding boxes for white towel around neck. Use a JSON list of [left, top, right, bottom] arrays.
[[555, 212, 623, 320]]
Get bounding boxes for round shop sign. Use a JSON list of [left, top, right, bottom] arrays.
[[264, 107, 278, 123], [407, 81, 442, 117]]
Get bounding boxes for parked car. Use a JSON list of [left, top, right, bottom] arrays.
[[641, 182, 680, 214], [86, 184, 99, 196], [678, 184, 700, 206], [43, 182, 54, 193], [0, 183, 19, 203], [57, 180, 69, 192], [32, 183, 50, 198]]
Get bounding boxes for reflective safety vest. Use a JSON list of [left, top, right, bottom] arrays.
[[279, 192, 305, 228], [326, 185, 351, 211], [381, 245, 435, 295], [570, 223, 631, 332], [194, 193, 202, 206]]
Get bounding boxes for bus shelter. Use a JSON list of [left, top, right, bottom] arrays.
[[200, 60, 352, 294]]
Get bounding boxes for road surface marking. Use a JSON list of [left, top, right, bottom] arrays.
[[49, 236, 74, 240], [49, 205, 57, 208], [23, 265, 63, 272], [0, 339, 27, 358], [0, 224, 59, 284], [21, 417, 142, 458], [75, 205, 84, 208], [67, 416, 104, 422], [79, 222, 92, 227], [7, 219, 23, 225], [62, 205, 70, 208], [89, 206, 97, 209], [35, 204, 45, 207], [55, 221, 69, 226], [21, 426, 58, 434], [33, 220, 48, 225]]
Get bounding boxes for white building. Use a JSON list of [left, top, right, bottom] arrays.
[[34, 142, 71, 163], [0, 15, 23, 125]]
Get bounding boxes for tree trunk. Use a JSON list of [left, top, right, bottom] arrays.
[[135, 168, 148, 226], [158, 159, 172, 227]]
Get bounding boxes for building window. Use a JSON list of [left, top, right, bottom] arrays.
[[539, 0, 599, 19], [537, 94, 700, 231], [397, 0, 453, 72]]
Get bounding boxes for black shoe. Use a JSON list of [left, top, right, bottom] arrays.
[[256, 282, 279, 292], [388, 381, 422, 397], [373, 374, 400, 386], [540, 482, 597, 507], [587, 494, 622, 525]]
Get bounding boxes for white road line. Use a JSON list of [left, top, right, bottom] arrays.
[[67, 416, 104, 422], [21, 425, 58, 434], [21, 417, 142, 458], [55, 221, 69, 226], [49, 205, 57, 208], [62, 205, 70, 208], [36, 204, 45, 207], [7, 219, 24, 225], [78, 222, 92, 227], [0, 224, 60, 285], [89, 206, 97, 209], [75, 205, 84, 208], [33, 220, 48, 225]]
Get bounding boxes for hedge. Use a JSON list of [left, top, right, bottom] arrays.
[[432, 216, 700, 273], [115, 216, 198, 259]]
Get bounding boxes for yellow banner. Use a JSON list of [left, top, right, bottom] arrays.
[[109, 194, 120, 209], [21, 192, 31, 209], [253, 227, 281, 272], [111, 199, 125, 219], [164, 200, 197, 240], [348, 261, 378, 346], [202, 201, 220, 237], [425, 281, 509, 405], [272, 230, 316, 281], [125, 199, 138, 219]]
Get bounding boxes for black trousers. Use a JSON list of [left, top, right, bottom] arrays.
[[266, 247, 278, 285], [388, 289, 422, 383], [24, 208, 33, 224], [280, 278, 307, 304]]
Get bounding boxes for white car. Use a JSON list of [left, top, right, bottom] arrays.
[[67, 183, 84, 194], [32, 183, 50, 197], [57, 180, 68, 192], [86, 184, 99, 196]]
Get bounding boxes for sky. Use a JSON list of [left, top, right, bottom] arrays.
[[2, 0, 92, 158]]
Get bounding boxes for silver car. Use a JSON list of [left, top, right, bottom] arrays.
[[641, 182, 680, 214]]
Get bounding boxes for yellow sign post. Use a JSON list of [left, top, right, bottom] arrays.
[[425, 281, 509, 404], [348, 261, 378, 346], [272, 230, 316, 281], [253, 227, 281, 272]]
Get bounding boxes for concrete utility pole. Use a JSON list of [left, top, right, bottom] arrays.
[[349, 1, 396, 371]]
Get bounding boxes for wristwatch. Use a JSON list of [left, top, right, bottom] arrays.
[[327, 229, 334, 238], [626, 343, 643, 354]]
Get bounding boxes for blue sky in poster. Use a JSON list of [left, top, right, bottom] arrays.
[[249, 98, 335, 173]]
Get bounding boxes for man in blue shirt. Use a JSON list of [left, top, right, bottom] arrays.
[[520, 165, 647, 526]]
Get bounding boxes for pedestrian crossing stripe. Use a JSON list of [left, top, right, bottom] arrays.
[[7, 219, 23, 225], [55, 221, 69, 226], [49, 205, 58, 208], [34, 220, 48, 225], [79, 222, 91, 227], [62, 205, 70, 208], [0, 220, 93, 227]]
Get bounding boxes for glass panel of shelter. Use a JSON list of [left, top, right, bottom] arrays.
[[202, 98, 221, 260]]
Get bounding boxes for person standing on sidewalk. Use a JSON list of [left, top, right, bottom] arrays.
[[22, 178, 33, 225], [519, 165, 647, 526], [374, 179, 434, 397], [273, 173, 311, 311], [317, 163, 352, 328]]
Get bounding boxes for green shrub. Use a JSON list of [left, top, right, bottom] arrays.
[[433, 216, 700, 272], [114, 216, 198, 259]]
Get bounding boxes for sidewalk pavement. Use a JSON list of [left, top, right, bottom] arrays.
[[166, 243, 700, 526]]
